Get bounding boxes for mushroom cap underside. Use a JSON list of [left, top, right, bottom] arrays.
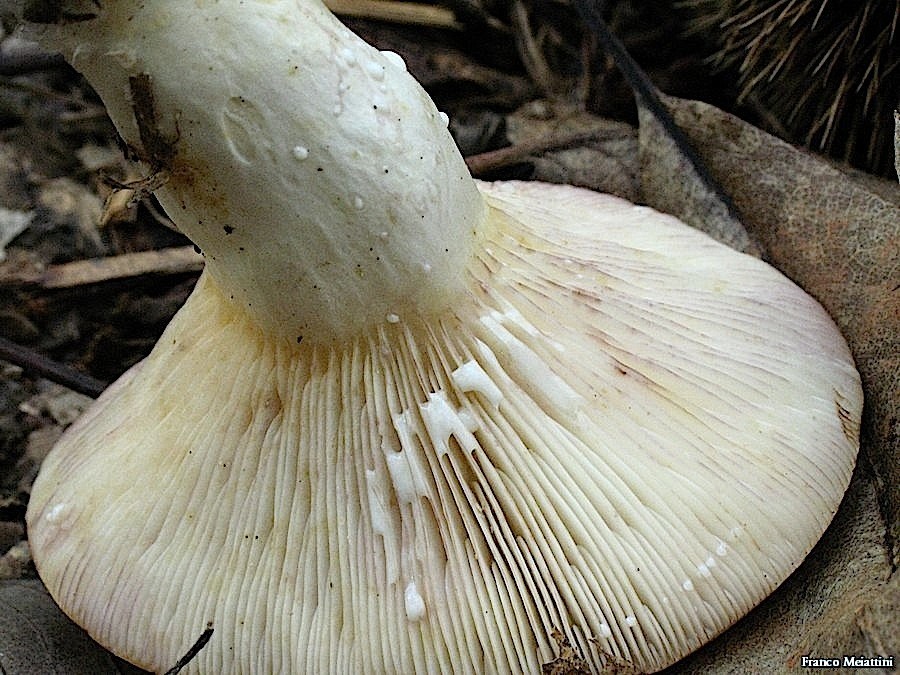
[[26, 181, 862, 673]]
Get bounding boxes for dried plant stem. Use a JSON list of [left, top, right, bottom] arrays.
[[1, 246, 202, 289], [0, 336, 106, 398]]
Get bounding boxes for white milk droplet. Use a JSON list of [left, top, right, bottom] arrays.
[[404, 582, 426, 621], [716, 540, 728, 556], [353, 195, 365, 210], [599, 624, 612, 638], [365, 60, 385, 80], [45, 503, 67, 523], [438, 111, 450, 126], [682, 579, 694, 591], [339, 46, 357, 66], [452, 360, 503, 407], [292, 145, 309, 160], [381, 50, 407, 72], [624, 616, 637, 627], [419, 391, 478, 456], [386, 313, 400, 323]]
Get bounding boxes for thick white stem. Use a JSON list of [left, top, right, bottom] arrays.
[[32, 0, 485, 343]]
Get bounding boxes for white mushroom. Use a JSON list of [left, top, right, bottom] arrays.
[[24, 1, 862, 673]]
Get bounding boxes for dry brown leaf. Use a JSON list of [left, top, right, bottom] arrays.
[[637, 103, 759, 256], [506, 101, 640, 201], [640, 95, 899, 673]]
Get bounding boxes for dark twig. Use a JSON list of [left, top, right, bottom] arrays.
[[465, 129, 616, 176], [0, 47, 67, 75], [570, 0, 744, 224], [163, 624, 214, 675], [0, 335, 107, 398]]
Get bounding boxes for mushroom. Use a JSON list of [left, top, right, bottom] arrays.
[[23, 1, 862, 673]]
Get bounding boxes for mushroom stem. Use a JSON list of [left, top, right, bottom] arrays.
[[30, 0, 484, 343]]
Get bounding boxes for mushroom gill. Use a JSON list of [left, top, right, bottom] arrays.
[[27, 180, 861, 673]]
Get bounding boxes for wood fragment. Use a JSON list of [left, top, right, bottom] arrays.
[[465, 130, 612, 176], [325, 0, 463, 29], [0, 336, 107, 398], [0, 246, 203, 289]]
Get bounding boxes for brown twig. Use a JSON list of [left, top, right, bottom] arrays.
[[325, 0, 463, 28], [465, 129, 615, 176], [0, 336, 107, 398], [0, 246, 203, 289]]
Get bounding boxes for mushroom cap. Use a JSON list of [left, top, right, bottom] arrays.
[[26, 180, 862, 673]]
